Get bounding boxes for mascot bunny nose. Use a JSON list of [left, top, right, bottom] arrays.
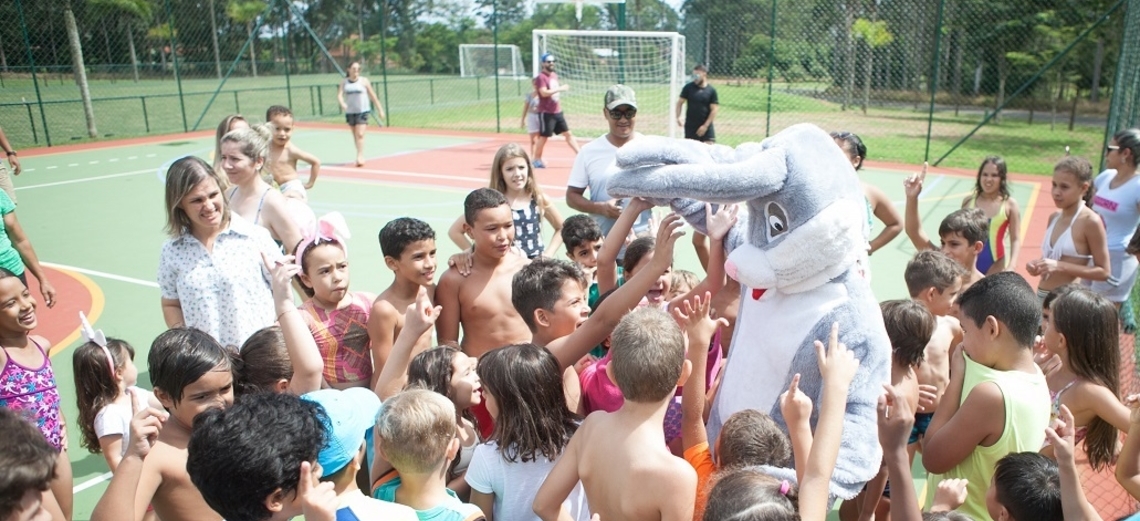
[[605, 123, 892, 501]]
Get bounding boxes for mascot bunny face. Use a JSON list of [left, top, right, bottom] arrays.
[[606, 123, 891, 500]]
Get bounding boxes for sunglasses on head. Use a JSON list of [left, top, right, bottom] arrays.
[[608, 108, 636, 120], [1107, 145, 1121, 153]]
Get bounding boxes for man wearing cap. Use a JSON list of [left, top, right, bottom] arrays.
[[532, 53, 580, 168], [676, 64, 719, 143], [566, 84, 652, 246], [302, 388, 417, 521]]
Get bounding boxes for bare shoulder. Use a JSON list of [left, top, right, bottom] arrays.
[[29, 335, 51, 352], [437, 268, 464, 290], [370, 295, 400, 319], [1005, 197, 1020, 212]]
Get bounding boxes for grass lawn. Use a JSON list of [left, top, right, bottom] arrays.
[[1, 71, 1108, 175]]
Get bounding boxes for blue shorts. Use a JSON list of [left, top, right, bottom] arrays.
[[909, 412, 934, 444], [345, 112, 370, 126]]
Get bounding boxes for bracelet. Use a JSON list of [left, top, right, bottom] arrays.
[[4, 151, 14, 157], [276, 308, 297, 322]]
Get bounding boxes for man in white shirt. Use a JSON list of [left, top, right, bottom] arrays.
[[565, 85, 652, 252]]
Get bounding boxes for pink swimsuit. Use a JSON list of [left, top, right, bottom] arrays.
[[0, 338, 64, 451], [301, 292, 374, 385]]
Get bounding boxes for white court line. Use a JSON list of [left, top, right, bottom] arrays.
[[68, 163, 78, 167], [73, 472, 113, 493], [16, 169, 156, 191], [46, 166, 57, 170], [322, 166, 566, 194], [43, 262, 158, 288]]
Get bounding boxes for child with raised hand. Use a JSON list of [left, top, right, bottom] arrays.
[[679, 292, 791, 519], [560, 214, 604, 307], [903, 163, 989, 289], [448, 143, 564, 260], [0, 407, 59, 521], [1026, 157, 1111, 301], [533, 307, 697, 521], [701, 323, 861, 521], [72, 314, 159, 472], [293, 213, 380, 390], [922, 273, 1051, 521], [1116, 394, 1140, 500], [1046, 404, 1105, 521], [1039, 288, 1131, 470], [231, 254, 324, 396], [465, 343, 590, 521], [92, 328, 233, 521], [0, 269, 70, 521]]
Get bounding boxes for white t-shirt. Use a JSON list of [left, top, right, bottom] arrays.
[[93, 387, 156, 456], [465, 441, 590, 521], [567, 133, 652, 237], [337, 488, 417, 521]]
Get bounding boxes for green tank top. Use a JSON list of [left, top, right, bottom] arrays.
[[934, 354, 1050, 521]]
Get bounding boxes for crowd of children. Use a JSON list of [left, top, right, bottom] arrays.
[[6, 91, 1140, 521]]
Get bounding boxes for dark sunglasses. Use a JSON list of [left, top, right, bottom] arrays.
[[608, 108, 637, 120]]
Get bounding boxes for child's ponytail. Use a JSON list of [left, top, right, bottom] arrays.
[[73, 338, 135, 453], [703, 468, 798, 521], [234, 326, 292, 397]]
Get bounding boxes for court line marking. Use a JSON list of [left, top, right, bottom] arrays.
[[73, 471, 113, 493], [44, 265, 106, 358], [322, 165, 566, 193], [15, 169, 156, 190], [42, 262, 158, 288]]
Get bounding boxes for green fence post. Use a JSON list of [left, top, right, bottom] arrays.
[[309, 85, 316, 115], [765, 0, 776, 138], [923, 0, 947, 163], [16, 0, 50, 146], [141, 97, 150, 133], [164, 0, 188, 132], [234, 91, 240, 113], [430, 79, 435, 105], [493, 0, 501, 133], [477, 77, 482, 100], [318, 85, 324, 115], [23, 101, 37, 144], [379, 3, 390, 127]]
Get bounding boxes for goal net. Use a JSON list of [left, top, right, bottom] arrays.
[[459, 44, 527, 78], [532, 30, 686, 138]]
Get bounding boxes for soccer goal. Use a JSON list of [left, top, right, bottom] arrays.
[[459, 44, 527, 78], [533, 30, 686, 138]]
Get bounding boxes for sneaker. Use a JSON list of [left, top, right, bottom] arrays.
[[533, 159, 546, 168]]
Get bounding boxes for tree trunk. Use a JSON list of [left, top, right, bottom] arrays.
[[1069, 86, 1079, 131], [1, 32, 8, 72], [248, 22, 258, 77], [1090, 38, 1104, 103], [861, 42, 873, 114], [126, 24, 139, 82], [64, 3, 98, 138], [995, 56, 1007, 124], [842, 1, 856, 111], [356, 0, 365, 62], [102, 23, 112, 68], [209, 0, 222, 79], [952, 28, 963, 117], [1051, 70, 1061, 131]]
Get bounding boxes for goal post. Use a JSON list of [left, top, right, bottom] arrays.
[[532, 30, 686, 138], [459, 44, 527, 78]]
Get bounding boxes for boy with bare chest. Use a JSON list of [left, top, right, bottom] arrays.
[[266, 106, 321, 200], [436, 188, 532, 359], [370, 217, 439, 373]]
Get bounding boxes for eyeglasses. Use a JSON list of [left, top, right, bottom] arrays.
[[1107, 145, 1121, 153], [544, 60, 556, 64], [608, 108, 637, 120]]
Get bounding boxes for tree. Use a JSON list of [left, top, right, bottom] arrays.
[[853, 14, 893, 114], [209, 0, 222, 78], [89, 0, 152, 82], [227, 0, 265, 77], [62, 0, 98, 138]]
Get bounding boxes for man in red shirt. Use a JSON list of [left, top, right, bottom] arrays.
[[532, 53, 581, 168]]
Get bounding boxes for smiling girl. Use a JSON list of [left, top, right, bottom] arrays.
[[962, 156, 1021, 275]]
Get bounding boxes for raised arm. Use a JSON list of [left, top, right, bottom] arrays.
[[903, 164, 936, 252], [597, 197, 652, 293], [262, 254, 324, 395], [779, 374, 814, 485], [878, 383, 922, 521], [1048, 404, 1104, 521], [546, 213, 685, 370], [675, 293, 724, 452], [91, 391, 167, 521], [668, 204, 736, 308], [375, 296, 441, 401]]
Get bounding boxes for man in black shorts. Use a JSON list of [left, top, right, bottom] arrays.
[[532, 53, 581, 168], [676, 64, 719, 143]]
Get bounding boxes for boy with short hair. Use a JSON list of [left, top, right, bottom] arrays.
[[904, 251, 966, 451], [369, 217, 438, 374], [922, 272, 1051, 521], [989, 452, 1062, 521], [561, 214, 604, 307], [0, 408, 57, 521], [186, 392, 337, 521], [92, 328, 235, 521], [302, 388, 417, 520], [533, 307, 697, 521], [903, 167, 988, 288], [372, 389, 486, 521], [266, 105, 322, 200], [436, 188, 532, 359]]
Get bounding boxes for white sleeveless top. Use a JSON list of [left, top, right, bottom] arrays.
[[341, 77, 370, 114]]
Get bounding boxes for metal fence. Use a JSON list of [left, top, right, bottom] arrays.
[[1, 0, 1137, 173]]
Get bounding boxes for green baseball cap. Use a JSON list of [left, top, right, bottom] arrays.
[[604, 84, 638, 110]]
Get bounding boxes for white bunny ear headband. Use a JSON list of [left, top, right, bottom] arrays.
[[79, 311, 115, 375], [293, 212, 351, 258]]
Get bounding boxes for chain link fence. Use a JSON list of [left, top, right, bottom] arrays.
[[0, 0, 1136, 174]]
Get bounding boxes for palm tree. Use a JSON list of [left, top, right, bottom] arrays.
[[90, 0, 153, 82], [61, 0, 98, 137], [227, 0, 266, 77]]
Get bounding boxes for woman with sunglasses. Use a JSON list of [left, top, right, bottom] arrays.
[[1090, 128, 1140, 314]]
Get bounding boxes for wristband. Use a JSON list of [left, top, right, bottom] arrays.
[[5, 151, 14, 156]]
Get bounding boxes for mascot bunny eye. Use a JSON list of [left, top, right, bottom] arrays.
[[765, 202, 789, 241]]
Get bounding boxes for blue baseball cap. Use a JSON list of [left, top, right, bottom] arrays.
[[541, 53, 556, 63], [302, 387, 382, 478]]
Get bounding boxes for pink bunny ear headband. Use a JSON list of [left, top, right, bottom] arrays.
[[294, 212, 351, 260], [79, 311, 115, 375]]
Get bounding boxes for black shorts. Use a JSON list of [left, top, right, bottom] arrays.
[[540, 112, 569, 137], [345, 112, 370, 126], [685, 123, 715, 142]]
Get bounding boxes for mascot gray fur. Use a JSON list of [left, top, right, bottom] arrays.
[[606, 123, 891, 499]]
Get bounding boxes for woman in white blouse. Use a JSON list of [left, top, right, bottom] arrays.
[[158, 156, 281, 348]]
